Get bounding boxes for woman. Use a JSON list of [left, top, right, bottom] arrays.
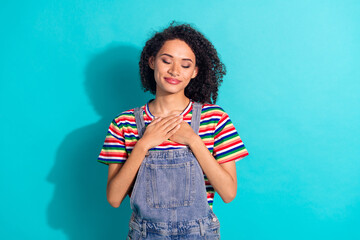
[[98, 22, 249, 239]]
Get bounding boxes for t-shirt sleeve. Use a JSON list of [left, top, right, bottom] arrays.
[[213, 111, 249, 164], [97, 119, 128, 165]]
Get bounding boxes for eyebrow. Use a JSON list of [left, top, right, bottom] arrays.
[[160, 53, 193, 63]]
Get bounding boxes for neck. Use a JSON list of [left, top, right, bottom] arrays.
[[149, 94, 190, 118]]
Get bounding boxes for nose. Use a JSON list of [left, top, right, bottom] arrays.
[[168, 62, 180, 76]]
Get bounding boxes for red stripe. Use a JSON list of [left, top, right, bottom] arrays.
[[99, 152, 127, 158], [203, 112, 223, 119], [183, 104, 193, 116], [109, 123, 123, 136], [114, 113, 135, 123], [105, 138, 125, 144], [215, 124, 235, 138], [216, 113, 228, 126]]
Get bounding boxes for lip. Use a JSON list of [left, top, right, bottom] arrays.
[[164, 77, 181, 85]]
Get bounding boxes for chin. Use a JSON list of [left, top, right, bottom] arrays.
[[157, 84, 186, 95]]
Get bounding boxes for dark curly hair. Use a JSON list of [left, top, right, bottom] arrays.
[[139, 21, 226, 104]]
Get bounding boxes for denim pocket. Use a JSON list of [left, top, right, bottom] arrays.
[[145, 160, 195, 208], [205, 227, 220, 240]]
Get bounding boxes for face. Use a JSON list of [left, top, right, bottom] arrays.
[[149, 39, 198, 96]]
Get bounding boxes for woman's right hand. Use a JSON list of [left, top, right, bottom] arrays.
[[139, 114, 183, 150]]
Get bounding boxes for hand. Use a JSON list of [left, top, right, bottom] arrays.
[[169, 120, 197, 146], [140, 114, 183, 150]]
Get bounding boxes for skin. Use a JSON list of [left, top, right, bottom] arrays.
[[106, 39, 237, 208]]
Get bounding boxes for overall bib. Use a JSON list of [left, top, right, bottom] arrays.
[[128, 102, 221, 239]]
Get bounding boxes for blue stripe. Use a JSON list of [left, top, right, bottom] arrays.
[[215, 145, 244, 158], [102, 144, 126, 150], [120, 122, 137, 128], [200, 118, 220, 125], [199, 132, 214, 138], [214, 118, 231, 136], [97, 157, 126, 163]]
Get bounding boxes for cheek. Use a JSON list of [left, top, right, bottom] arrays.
[[184, 70, 196, 80], [153, 67, 165, 82], [154, 63, 168, 75]]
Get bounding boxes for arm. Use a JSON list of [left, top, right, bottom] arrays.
[[106, 114, 183, 208], [189, 136, 237, 203], [106, 139, 148, 208], [169, 121, 238, 203]]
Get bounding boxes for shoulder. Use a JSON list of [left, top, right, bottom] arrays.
[[200, 102, 227, 117], [112, 104, 146, 126]]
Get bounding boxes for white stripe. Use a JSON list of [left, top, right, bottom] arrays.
[[215, 128, 236, 141], [118, 120, 136, 125], [214, 118, 229, 132], [199, 129, 214, 136], [99, 156, 126, 160], [215, 142, 244, 155], [124, 132, 138, 138], [104, 142, 124, 146], [153, 145, 188, 150], [108, 129, 124, 140]]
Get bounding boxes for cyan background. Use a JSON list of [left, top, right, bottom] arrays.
[[1, 0, 359, 239]]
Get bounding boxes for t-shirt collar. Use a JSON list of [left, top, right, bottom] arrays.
[[145, 99, 193, 119]]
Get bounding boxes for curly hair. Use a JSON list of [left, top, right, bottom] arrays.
[[139, 21, 226, 104]]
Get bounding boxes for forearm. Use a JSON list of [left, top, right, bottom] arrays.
[[189, 135, 237, 203], [106, 139, 149, 207]]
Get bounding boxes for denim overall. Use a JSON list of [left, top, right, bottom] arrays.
[[128, 102, 220, 239]]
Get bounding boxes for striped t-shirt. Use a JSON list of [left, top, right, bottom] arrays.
[[98, 99, 249, 208]]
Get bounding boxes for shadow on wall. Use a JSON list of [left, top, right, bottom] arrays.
[[46, 44, 152, 240]]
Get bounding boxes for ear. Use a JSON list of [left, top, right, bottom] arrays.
[[148, 56, 155, 70], [191, 66, 198, 79]]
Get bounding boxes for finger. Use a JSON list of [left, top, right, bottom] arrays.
[[159, 115, 182, 130], [165, 124, 180, 139], [149, 117, 162, 125], [163, 119, 183, 133]]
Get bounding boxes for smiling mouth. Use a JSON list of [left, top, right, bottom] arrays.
[[164, 77, 181, 85]]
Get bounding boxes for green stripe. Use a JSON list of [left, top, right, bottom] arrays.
[[200, 135, 213, 140], [216, 146, 247, 159], [214, 120, 231, 136], [102, 146, 126, 150], [214, 133, 237, 147], [126, 135, 138, 141]]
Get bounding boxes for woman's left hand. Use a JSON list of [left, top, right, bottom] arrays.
[[168, 121, 197, 145]]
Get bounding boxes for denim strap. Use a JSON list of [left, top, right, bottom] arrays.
[[134, 107, 146, 138], [190, 102, 202, 135]]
